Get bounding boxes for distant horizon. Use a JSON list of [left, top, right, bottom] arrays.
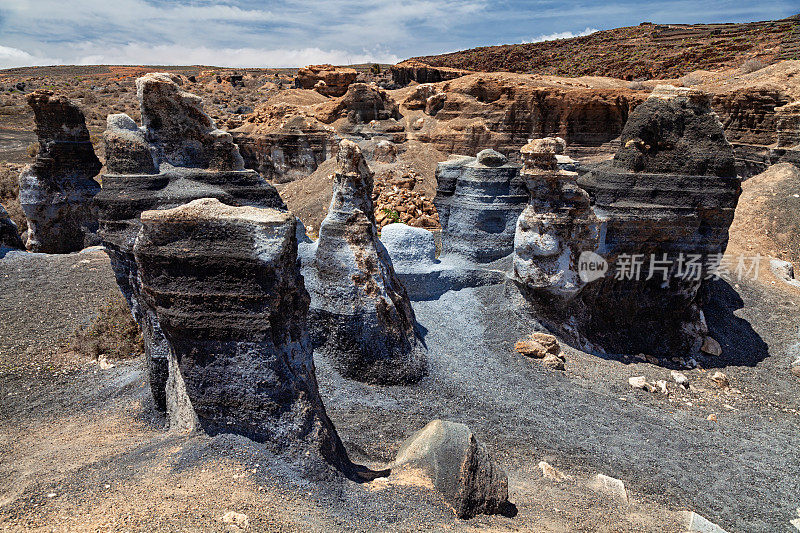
[[0, 1, 797, 70]]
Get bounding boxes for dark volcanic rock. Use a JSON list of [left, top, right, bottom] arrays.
[[303, 140, 427, 385], [18, 90, 101, 253], [512, 137, 600, 299], [434, 150, 527, 263], [392, 420, 511, 519], [575, 85, 741, 357], [96, 74, 285, 411], [0, 203, 24, 250], [133, 198, 365, 480]]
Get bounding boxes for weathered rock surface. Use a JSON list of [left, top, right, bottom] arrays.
[[390, 60, 473, 86], [296, 64, 358, 97], [302, 140, 427, 385], [512, 137, 600, 299], [18, 90, 101, 253], [232, 131, 329, 183], [576, 85, 741, 357], [133, 198, 362, 480], [0, 203, 24, 249], [392, 420, 511, 519], [315, 83, 401, 125], [435, 150, 527, 263], [96, 74, 285, 411]]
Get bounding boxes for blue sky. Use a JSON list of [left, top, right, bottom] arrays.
[[0, 0, 797, 68]]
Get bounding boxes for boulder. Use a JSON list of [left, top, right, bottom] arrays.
[[18, 90, 101, 253], [392, 420, 511, 519], [434, 151, 527, 263], [296, 64, 358, 97], [575, 85, 741, 357], [512, 137, 601, 299], [133, 198, 363, 480], [0, 203, 24, 250], [302, 140, 427, 385], [96, 74, 285, 412], [379, 223, 437, 267]]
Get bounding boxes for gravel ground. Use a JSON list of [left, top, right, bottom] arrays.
[[0, 249, 798, 532]]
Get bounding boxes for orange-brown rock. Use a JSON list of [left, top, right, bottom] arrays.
[[314, 83, 401, 124], [297, 64, 358, 97], [390, 60, 473, 86]]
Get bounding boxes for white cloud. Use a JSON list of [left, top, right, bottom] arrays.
[[0, 46, 61, 68], [523, 27, 599, 44]]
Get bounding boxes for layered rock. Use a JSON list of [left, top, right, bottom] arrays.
[[392, 420, 511, 519], [0, 203, 24, 249], [512, 137, 600, 299], [435, 149, 527, 263], [390, 60, 473, 86], [576, 85, 741, 356], [96, 73, 285, 411], [232, 131, 329, 183], [302, 140, 427, 384], [18, 91, 101, 253], [296, 64, 358, 97], [776, 101, 800, 149], [404, 73, 645, 156], [315, 83, 401, 125], [133, 198, 363, 480]]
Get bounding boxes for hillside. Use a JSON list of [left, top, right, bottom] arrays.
[[410, 15, 800, 79]]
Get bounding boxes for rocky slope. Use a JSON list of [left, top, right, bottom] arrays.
[[411, 15, 800, 79]]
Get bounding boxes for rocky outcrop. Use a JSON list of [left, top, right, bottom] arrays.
[[776, 101, 800, 148], [18, 91, 101, 253], [133, 198, 365, 480], [435, 149, 527, 263], [315, 83, 402, 125], [0, 203, 24, 249], [232, 131, 329, 183], [575, 85, 741, 357], [512, 137, 600, 299], [711, 88, 791, 146], [96, 74, 285, 411], [297, 64, 358, 97], [392, 420, 511, 519], [390, 60, 472, 86], [302, 140, 427, 385], [405, 73, 645, 156]]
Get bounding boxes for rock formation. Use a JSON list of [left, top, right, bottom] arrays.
[[575, 85, 741, 357], [390, 60, 473, 86], [512, 137, 600, 299], [18, 90, 101, 253], [302, 140, 427, 385], [133, 198, 367, 480], [435, 149, 527, 263], [96, 73, 285, 411], [314, 83, 401, 125], [392, 420, 511, 519], [296, 64, 358, 97], [0, 203, 24, 250]]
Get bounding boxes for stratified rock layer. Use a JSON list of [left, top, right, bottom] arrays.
[[296, 65, 358, 97], [96, 74, 285, 411], [303, 140, 427, 384], [513, 137, 600, 299], [576, 85, 741, 356], [435, 149, 527, 263], [0, 203, 24, 249], [133, 198, 358, 480], [392, 420, 511, 519], [18, 91, 101, 253]]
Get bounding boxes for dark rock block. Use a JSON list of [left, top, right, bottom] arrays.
[[434, 150, 527, 263], [302, 140, 427, 385], [0, 203, 24, 250], [18, 90, 101, 253]]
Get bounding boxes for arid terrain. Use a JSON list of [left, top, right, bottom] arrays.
[[1, 13, 800, 533]]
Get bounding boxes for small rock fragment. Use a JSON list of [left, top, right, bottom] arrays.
[[541, 353, 565, 371], [538, 461, 568, 482], [710, 371, 730, 389], [655, 380, 668, 394], [629, 376, 654, 392], [707, 413, 717, 422], [221, 511, 249, 530], [791, 365, 800, 379], [98, 356, 114, 370], [670, 370, 689, 388], [591, 474, 628, 503], [515, 332, 561, 359], [701, 336, 722, 356], [684, 511, 729, 532]]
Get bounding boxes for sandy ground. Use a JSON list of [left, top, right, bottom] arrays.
[[1, 245, 799, 532]]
